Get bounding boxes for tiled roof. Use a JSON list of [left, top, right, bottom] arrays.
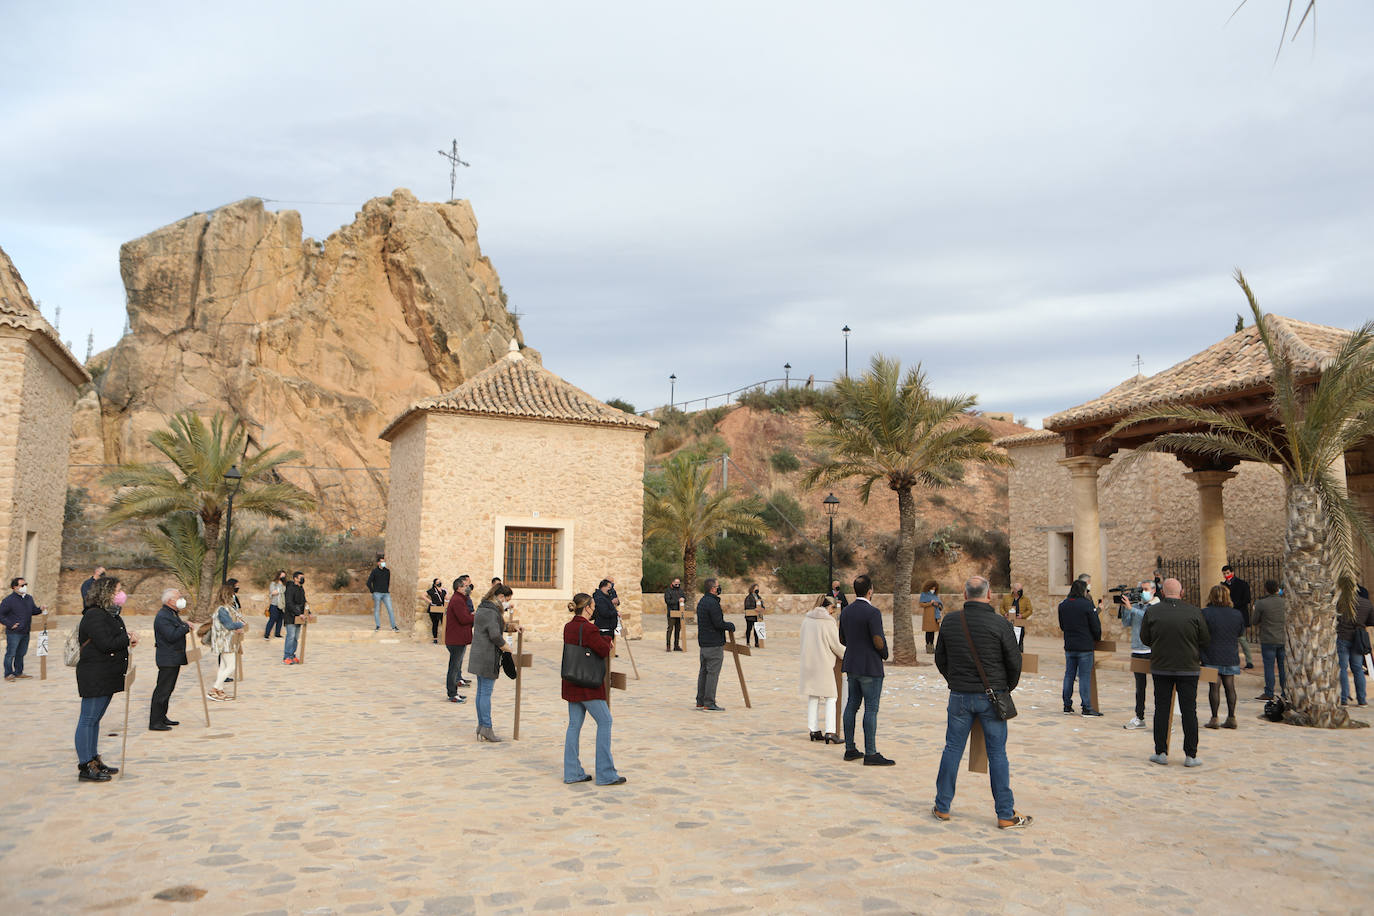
[[0, 246, 92, 385], [994, 429, 1062, 448], [1044, 315, 1353, 430], [380, 342, 658, 439]]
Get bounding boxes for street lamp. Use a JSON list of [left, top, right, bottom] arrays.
[[221, 465, 243, 584], [823, 492, 840, 590], [783, 362, 791, 389], [669, 373, 676, 410], [842, 325, 851, 378]]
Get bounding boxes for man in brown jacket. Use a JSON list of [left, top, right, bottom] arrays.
[[998, 583, 1033, 650]]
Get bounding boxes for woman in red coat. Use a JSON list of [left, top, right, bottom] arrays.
[[444, 576, 475, 702], [563, 593, 625, 785]]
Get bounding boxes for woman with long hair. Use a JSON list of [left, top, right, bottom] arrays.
[[74, 577, 137, 781], [743, 583, 764, 648], [562, 593, 624, 784], [919, 579, 943, 654], [799, 595, 845, 744], [1201, 584, 1243, 729], [265, 569, 286, 639], [208, 582, 245, 701], [468, 583, 519, 741]]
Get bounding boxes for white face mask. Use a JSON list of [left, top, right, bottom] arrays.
[[17, 585, 27, 596], [501, 600, 512, 610], [379, 561, 386, 569], [175, 598, 187, 610], [1140, 591, 1153, 602]]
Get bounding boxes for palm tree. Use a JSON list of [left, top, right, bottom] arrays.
[[803, 355, 1013, 666], [643, 455, 768, 599], [1107, 272, 1374, 727], [101, 412, 316, 620]]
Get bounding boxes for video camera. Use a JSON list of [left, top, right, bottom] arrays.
[[1108, 584, 1144, 616]]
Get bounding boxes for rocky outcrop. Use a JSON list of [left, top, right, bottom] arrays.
[[73, 190, 531, 529]]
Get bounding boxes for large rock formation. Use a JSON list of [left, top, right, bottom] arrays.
[[72, 189, 530, 530]]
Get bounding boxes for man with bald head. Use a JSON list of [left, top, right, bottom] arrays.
[[1140, 578, 1210, 768]]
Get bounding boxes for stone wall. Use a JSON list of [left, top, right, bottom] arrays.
[[1005, 437, 1286, 637], [386, 413, 649, 639], [0, 332, 80, 603], [382, 415, 427, 627]]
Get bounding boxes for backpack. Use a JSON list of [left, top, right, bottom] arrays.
[[1262, 695, 1288, 723], [64, 624, 84, 667]]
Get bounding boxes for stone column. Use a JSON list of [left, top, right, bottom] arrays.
[[1058, 456, 1111, 589], [1186, 469, 1238, 589]]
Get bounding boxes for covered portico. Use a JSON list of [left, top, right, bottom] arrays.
[[1041, 316, 1371, 593]]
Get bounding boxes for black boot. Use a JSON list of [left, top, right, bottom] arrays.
[[78, 760, 111, 782], [93, 755, 119, 775]]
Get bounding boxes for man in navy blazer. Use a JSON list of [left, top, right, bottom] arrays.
[[150, 587, 191, 730]]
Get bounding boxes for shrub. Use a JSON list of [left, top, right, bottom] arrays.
[[928, 526, 963, 562], [736, 386, 837, 414], [777, 563, 830, 594], [332, 568, 353, 590], [691, 406, 731, 436], [275, 523, 325, 554], [705, 531, 772, 576], [761, 491, 805, 534], [605, 397, 636, 414], [769, 448, 801, 473]]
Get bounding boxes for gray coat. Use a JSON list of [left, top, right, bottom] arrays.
[[1252, 595, 1287, 645], [467, 599, 507, 679]]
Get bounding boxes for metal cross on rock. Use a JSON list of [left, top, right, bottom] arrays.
[[438, 140, 470, 201]]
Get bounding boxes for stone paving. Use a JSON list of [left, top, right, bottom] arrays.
[[2, 612, 1372, 915]]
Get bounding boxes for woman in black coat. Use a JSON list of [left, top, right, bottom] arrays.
[[426, 579, 448, 644], [75, 577, 137, 782]]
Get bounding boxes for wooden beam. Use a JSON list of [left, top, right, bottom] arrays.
[[724, 631, 752, 709], [119, 664, 136, 776]]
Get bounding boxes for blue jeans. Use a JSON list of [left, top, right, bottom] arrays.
[[1062, 651, 1093, 711], [264, 606, 283, 638], [565, 699, 619, 784], [475, 676, 495, 728], [446, 645, 468, 698], [75, 694, 113, 763], [934, 691, 1014, 820], [4, 631, 29, 677], [372, 592, 396, 628], [1337, 638, 1367, 704], [283, 623, 300, 659], [843, 674, 883, 755], [1262, 643, 1287, 696]]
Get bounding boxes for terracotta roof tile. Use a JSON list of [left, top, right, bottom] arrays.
[[380, 343, 658, 439], [1044, 315, 1353, 430], [994, 429, 1062, 448]]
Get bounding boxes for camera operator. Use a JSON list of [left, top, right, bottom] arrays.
[[1119, 580, 1159, 730]]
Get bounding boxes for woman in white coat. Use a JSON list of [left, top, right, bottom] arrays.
[[799, 595, 845, 744]]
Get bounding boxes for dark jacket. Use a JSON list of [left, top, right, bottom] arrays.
[[1223, 576, 1252, 621], [744, 592, 762, 615], [426, 585, 447, 608], [935, 601, 1022, 694], [153, 605, 191, 667], [76, 607, 131, 698], [831, 587, 850, 610], [445, 592, 475, 646], [1141, 597, 1210, 673], [1057, 597, 1101, 652], [1200, 604, 1245, 668], [0, 593, 42, 633], [366, 566, 390, 594], [695, 593, 734, 647], [592, 590, 618, 633], [562, 614, 613, 703], [284, 582, 307, 622], [1336, 594, 1374, 641], [1252, 594, 1286, 645], [663, 586, 685, 612]]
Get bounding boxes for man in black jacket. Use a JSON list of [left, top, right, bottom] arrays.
[[593, 580, 618, 637], [663, 578, 685, 652], [1221, 565, 1255, 669], [149, 588, 191, 730], [283, 571, 307, 664], [1141, 578, 1209, 768], [1058, 580, 1102, 716], [366, 555, 396, 632], [933, 577, 1031, 828], [694, 579, 734, 711]]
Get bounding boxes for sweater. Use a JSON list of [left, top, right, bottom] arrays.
[[798, 607, 845, 698], [1140, 597, 1210, 673], [1200, 604, 1245, 667], [935, 601, 1022, 694], [562, 615, 613, 702], [1057, 597, 1101, 652], [445, 592, 475, 646], [1252, 595, 1287, 645], [0, 593, 42, 633]]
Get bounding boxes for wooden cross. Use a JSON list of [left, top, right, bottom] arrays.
[[510, 631, 533, 740], [618, 630, 640, 680], [296, 613, 315, 664], [1089, 639, 1117, 712], [724, 631, 752, 709], [969, 719, 988, 773], [32, 615, 50, 679], [1129, 658, 1218, 754], [120, 664, 136, 776], [184, 629, 211, 727], [603, 641, 629, 705], [231, 631, 244, 701]]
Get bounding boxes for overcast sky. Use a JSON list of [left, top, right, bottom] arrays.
[[3, 1, 1370, 425]]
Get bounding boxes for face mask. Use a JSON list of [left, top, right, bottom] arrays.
[[501, 600, 512, 610], [175, 598, 187, 610], [379, 562, 386, 569], [17, 586, 27, 596], [114, 591, 127, 608], [1141, 591, 1153, 602]]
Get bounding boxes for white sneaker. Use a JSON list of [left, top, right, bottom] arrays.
[[1123, 717, 1145, 730]]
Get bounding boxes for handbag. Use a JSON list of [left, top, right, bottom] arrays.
[[560, 623, 606, 688], [959, 609, 1017, 720], [500, 650, 517, 679]]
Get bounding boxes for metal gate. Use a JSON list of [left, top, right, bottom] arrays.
[[1156, 555, 1200, 605], [1156, 554, 1283, 608]]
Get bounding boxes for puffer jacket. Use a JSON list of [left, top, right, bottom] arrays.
[[935, 602, 1022, 694]]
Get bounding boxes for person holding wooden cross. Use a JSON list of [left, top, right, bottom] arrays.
[[1141, 578, 1210, 768], [592, 580, 618, 638], [1057, 578, 1102, 717], [561, 593, 625, 785], [2, 576, 46, 680], [932, 576, 1030, 828], [208, 582, 246, 701], [838, 574, 894, 766], [743, 583, 764, 648], [74, 577, 136, 781], [799, 595, 845, 743], [694, 578, 734, 711], [663, 577, 685, 652], [149, 587, 192, 731], [282, 572, 307, 664], [470, 582, 519, 741]]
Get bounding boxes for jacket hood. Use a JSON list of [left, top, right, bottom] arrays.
[[806, 607, 834, 620], [477, 598, 503, 613]]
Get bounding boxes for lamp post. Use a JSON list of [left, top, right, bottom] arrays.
[[669, 373, 676, 410], [221, 465, 242, 584], [842, 325, 851, 378], [823, 492, 840, 590], [783, 362, 791, 389]]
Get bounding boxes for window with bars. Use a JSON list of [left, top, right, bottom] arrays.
[[504, 528, 559, 588]]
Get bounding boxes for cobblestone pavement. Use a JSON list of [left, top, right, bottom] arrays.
[[2, 613, 1371, 914]]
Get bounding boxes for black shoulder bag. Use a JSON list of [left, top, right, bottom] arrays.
[[560, 622, 606, 688], [959, 611, 1018, 720]]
